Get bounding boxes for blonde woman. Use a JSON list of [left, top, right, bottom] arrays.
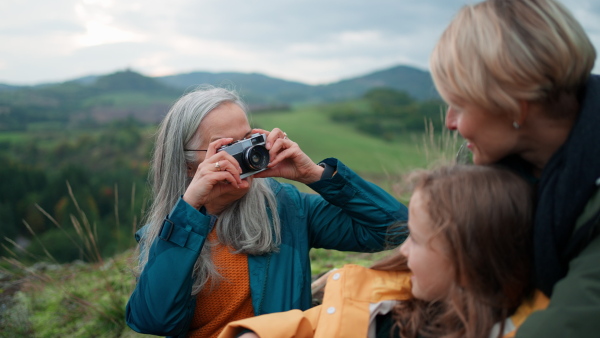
[[430, 0, 599, 336]]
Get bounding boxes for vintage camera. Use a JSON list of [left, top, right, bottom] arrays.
[[218, 133, 270, 179]]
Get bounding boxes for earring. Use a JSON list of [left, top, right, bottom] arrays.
[[513, 121, 520, 129]]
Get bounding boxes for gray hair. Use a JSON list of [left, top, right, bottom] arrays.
[[138, 86, 281, 294]]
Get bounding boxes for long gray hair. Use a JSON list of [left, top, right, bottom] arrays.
[[138, 86, 281, 295]]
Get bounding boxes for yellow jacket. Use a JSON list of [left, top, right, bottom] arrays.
[[218, 264, 548, 338]]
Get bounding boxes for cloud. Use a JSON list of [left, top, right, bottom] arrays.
[[0, 0, 598, 85], [73, 1, 146, 47]]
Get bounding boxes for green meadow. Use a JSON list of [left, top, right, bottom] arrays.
[[252, 105, 429, 173]]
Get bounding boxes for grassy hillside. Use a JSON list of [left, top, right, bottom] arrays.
[[253, 106, 428, 172], [250, 104, 457, 194]]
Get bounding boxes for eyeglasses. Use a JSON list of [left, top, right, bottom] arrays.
[[183, 134, 254, 152]]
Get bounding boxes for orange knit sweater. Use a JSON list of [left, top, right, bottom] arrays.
[[187, 228, 254, 338]]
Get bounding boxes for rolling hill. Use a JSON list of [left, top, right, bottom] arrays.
[[155, 65, 439, 104], [0, 65, 440, 130]]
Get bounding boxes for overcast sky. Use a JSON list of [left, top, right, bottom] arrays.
[[1, 0, 599, 86]]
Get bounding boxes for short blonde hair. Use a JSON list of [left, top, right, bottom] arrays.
[[430, 0, 596, 116]]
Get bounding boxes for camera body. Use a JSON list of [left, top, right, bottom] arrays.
[[218, 133, 270, 179]]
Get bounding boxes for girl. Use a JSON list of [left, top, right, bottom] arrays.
[[219, 165, 546, 338]]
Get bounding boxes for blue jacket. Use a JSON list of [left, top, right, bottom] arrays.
[[125, 158, 408, 337]]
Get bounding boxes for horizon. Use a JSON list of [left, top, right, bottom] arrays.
[[0, 63, 432, 87]]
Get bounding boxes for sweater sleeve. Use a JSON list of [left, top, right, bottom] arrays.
[[305, 158, 408, 252], [125, 197, 215, 337]]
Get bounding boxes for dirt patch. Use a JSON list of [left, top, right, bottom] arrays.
[[0, 273, 23, 306]]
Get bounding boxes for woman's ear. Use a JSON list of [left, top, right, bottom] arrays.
[[186, 163, 196, 178], [514, 100, 530, 127]]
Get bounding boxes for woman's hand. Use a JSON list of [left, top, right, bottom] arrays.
[[182, 138, 250, 214], [252, 128, 324, 184]]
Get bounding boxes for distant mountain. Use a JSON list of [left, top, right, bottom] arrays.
[[318, 65, 439, 101], [157, 72, 312, 105], [0, 83, 22, 92], [0, 64, 438, 104], [93, 70, 175, 93], [154, 65, 439, 104], [0, 65, 441, 130], [0, 70, 181, 130], [70, 75, 100, 85]]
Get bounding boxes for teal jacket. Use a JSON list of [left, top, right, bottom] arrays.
[[125, 158, 408, 337]]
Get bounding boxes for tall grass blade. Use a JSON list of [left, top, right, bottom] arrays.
[[22, 220, 57, 264]]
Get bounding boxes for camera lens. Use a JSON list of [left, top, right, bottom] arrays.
[[243, 145, 270, 170]]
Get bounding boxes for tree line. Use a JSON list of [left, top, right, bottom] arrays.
[[327, 87, 446, 140], [0, 120, 151, 262]]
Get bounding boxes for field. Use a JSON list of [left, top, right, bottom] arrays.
[[252, 105, 429, 172], [253, 104, 460, 193]]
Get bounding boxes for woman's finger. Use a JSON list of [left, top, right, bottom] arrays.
[[210, 159, 243, 185], [201, 149, 244, 177], [268, 136, 297, 161], [214, 171, 241, 188], [205, 138, 234, 157], [268, 139, 300, 167], [196, 163, 240, 187], [262, 128, 287, 150], [251, 128, 269, 135]]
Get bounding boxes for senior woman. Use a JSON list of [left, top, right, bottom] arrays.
[[430, 0, 599, 336], [125, 87, 407, 337]]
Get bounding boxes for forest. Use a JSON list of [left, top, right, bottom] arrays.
[[0, 119, 151, 261]]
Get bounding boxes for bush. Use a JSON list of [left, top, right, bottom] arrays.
[[327, 87, 446, 140]]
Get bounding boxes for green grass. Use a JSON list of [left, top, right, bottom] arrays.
[[0, 183, 149, 337], [250, 105, 435, 194], [310, 248, 396, 276], [0, 131, 31, 142], [0, 126, 157, 155], [252, 105, 428, 174], [1, 251, 151, 337], [25, 122, 66, 131]]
